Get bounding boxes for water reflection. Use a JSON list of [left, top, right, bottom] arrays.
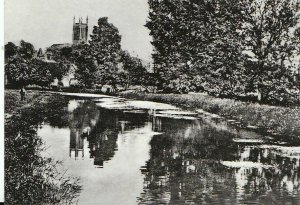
[[38, 98, 300, 205], [139, 116, 300, 205], [68, 100, 100, 160], [5, 95, 81, 204], [69, 128, 84, 159]]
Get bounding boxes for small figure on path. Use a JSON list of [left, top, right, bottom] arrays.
[[20, 87, 26, 101]]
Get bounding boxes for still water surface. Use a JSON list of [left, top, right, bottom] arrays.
[[37, 95, 300, 205]]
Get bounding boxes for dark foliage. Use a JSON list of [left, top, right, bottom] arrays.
[[5, 42, 18, 59], [146, 0, 300, 104], [72, 17, 150, 88], [5, 94, 81, 204], [5, 40, 69, 88]]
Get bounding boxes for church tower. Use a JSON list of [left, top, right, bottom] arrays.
[[72, 16, 88, 45]]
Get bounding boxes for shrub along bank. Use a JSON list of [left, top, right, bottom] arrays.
[[120, 92, 300, 142], [5, 90, 81, 204]]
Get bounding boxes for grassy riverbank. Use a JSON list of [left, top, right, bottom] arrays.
[[120, 92, 300, 141], [5, 90, 52, 115], [5, 89, 81, 204], [5, 89, 300, 141]]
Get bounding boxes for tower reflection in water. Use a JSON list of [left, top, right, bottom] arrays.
[[69, 128, 85, 159], [68, 100, 99, 160], [65, 100, 300, 204], [68, 99, 149, 167]]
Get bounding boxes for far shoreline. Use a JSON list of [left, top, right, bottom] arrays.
[[5, 88, 300, 144]]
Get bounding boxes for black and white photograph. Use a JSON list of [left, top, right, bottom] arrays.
[[2, 0, 300, 204]]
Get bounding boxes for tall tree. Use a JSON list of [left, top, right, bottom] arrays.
[[89, 17, 121, 71], [120, 50, 148, 87], [5, 41, 35, 87], [19, 40, 35, 59], [146, 0, 300, 102], [146, 0, 245, 94], [29, 59, 55, 87], [72, 43, 98, 87], [72, 17, 122, 87], [5, 56, 31, 87], [240, 0, 300, 101], [5, 42, 18, 59]]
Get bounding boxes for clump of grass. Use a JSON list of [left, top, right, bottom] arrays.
[[120, 92, 300, 140]]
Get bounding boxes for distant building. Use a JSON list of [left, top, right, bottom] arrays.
[[39, 17, 89, 88], [73, 16, 88, 45], [31, 48, 56, 63], [45, 43, 72, 60]]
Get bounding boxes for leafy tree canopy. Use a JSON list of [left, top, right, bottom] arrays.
[[146, 0, 300, 104], [5, 42, 18, 59], [19, 40, 35, 59], [5, 40, 68, 87]]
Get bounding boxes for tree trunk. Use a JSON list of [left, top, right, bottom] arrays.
[[257, 61, 265, 103], [257, 87, 263, 102]]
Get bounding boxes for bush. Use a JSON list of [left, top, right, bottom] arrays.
[[164, 75, 195, 94], [5, 92, 82, 204]]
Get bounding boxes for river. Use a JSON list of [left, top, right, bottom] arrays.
[[36, 93, 300, 205]]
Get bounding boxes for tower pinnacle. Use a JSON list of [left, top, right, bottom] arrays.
[[72, 16, 89, 45]]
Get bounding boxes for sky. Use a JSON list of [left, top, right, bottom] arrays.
[[4, 0, 153, 61]]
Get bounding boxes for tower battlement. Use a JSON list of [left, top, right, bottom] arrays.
[[72, 16, 88, 45]]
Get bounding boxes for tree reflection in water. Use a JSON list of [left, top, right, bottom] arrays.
[[67, 101, 149, 168], [138, 116, 300, 205], [27, 97, 300, 205], [87, 109, 148, 167], [5, 95, 82, 205]]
